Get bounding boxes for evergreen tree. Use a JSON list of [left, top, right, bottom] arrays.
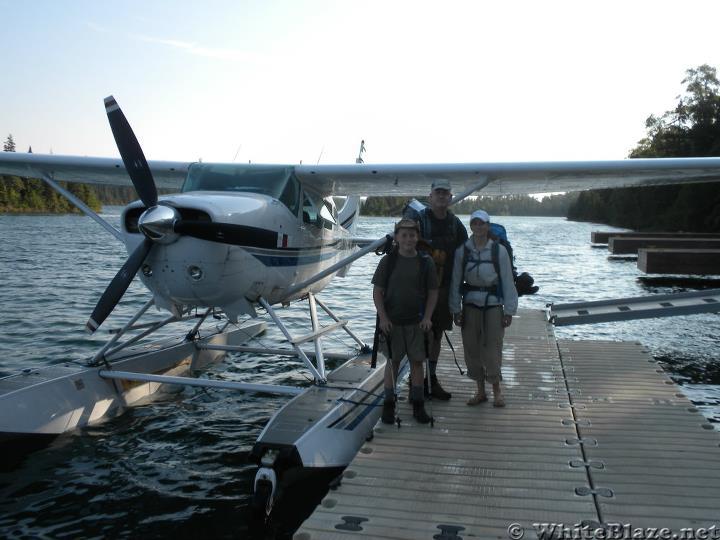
[[3, 134, 16, 152]]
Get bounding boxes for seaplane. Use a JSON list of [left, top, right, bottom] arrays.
[[2, 96, 720, 515]]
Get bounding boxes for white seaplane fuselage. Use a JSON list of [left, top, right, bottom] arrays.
[[122, 163, 357, 321]]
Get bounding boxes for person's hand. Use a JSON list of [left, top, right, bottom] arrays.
[[419, 317, 432, 332], [453, 313, 463, 327], [502, 314, 512, 328], [379, 315, 392, 334]]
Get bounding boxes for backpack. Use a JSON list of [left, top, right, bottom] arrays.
[[460, 237, 508, 305], [402, 199, 464, 246]]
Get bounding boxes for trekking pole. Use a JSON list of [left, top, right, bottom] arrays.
[[424, 332, 434, 428], [385, 333, 401, 428], [370, 314, 380, 369], [444, 331, 465, 375]]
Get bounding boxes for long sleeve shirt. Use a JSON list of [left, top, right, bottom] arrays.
[[448, 237, 518, 316]]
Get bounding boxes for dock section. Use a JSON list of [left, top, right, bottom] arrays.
[[638, 247, 720, 274], [608, 237, 720, 255], [591, 231, 720, 244], [295, 309, 720, 539]]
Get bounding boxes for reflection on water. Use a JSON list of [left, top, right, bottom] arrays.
[[0, 212, 718, 537]]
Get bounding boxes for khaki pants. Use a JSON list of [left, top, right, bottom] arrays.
[[461, 305, 504, 384], [380, 323, 428, 364]]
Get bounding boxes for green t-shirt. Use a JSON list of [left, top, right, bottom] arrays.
[[372, 253, 438, 325]]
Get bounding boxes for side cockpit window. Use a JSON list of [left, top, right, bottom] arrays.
[[279, 175, 300, 216], [302, 192, 319, 226], [320, 200, 336, 230]]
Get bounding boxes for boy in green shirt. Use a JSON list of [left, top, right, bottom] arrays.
[[372, 219, 439, 424]]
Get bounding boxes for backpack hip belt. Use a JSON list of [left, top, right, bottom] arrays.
[[461, 284, 496, 294]]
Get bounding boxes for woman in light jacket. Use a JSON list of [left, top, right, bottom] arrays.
[[449, 210, 518, 407]]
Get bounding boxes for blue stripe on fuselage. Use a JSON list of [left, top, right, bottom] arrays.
[[246, 242, 346, 267], [252, 250, 339, 267]]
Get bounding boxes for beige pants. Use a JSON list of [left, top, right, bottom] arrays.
[[461, 305, 504, 384]]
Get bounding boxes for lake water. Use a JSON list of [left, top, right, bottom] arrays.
[[0, 210, 719, 538]]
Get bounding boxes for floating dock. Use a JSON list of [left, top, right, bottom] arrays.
[[608, 237, 720, 255], [295, 309, 720, 539], [638, 248, 720, 274], [591, 231, 720, 275], [591, 231, 720, 244]]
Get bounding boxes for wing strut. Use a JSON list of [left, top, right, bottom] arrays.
[[281, 235, 391, 301], [450, 176, 490, 206], [39, 172, 123, 241]]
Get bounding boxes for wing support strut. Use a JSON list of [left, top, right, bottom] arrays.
[[450, 176, 490, 206], [281, 235, 390, 301], [39, 171, 123, 241]]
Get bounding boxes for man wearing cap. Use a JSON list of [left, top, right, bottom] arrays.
[[372, 218, 439, 424], [406, 179, 468, 400]]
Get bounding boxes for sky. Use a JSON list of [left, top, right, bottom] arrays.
[[2, 0, 720, 165]]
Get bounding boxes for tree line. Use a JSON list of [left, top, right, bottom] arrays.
[[0, 134, 159, 213], [567, 65, 720, 232], [361, 192, 577, 217]]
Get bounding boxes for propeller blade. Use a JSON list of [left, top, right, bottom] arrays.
[[104, 96, 158, 208], [174, 220, 279, 247], [86, 239, 153, 333]]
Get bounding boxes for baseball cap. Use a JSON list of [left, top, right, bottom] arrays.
[[394, 218, 420, 233], [431, 178, 452, 192], [470, 209, 490, 223]]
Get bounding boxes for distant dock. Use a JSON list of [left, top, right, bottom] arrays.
[[593, 231, 720, 274], [295, 309, 720, 539]]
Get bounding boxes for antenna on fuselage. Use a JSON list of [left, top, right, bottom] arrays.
[[316, 146, 324, 165], [356, 140, 366, 163]]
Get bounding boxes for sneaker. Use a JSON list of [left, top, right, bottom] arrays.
[[381, 399, 395, 424], [412, 400, 431, 424]]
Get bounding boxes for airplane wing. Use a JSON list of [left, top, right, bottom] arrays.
[[294, 158, 720, 197], [0, 152, 189, 190], [2, 152, 720, 197]]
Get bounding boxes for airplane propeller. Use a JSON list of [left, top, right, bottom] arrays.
[[86, 96, 277, 333], [86, 97, 162, 333], [104, 96, 158, 208]]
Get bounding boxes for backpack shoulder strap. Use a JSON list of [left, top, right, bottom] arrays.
[[492, 240, 503, 301], [451, 212, 463, 242], [491, 241, 500, 277], [420, 207, 431, 239], [418, 252, 433, 289], [383, 250, 399, 290]]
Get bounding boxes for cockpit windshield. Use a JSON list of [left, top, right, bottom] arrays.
[[182, 163, 300, 215]]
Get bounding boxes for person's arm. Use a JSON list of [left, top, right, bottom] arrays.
[[420, 288, 438, 332], [373, 286, 392, 334], [499, 245, 518, 327], [448, 245, 464, 326]]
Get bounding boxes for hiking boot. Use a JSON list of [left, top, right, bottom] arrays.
[[412, 400, 431, 424], [381, 399, 395, 424], [425, 375, 451, 401]]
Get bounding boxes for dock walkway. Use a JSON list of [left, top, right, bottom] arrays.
[[295, 309, 720, 539]]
